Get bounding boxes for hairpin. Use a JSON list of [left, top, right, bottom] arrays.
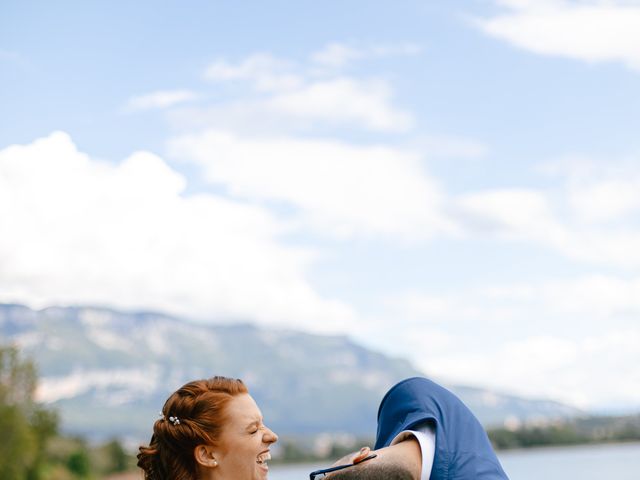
[[169, 416, 181, 425], [158, 412, 165, 420]]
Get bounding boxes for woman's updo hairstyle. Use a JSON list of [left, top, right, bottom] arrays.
[[137, 376, 248, 480]]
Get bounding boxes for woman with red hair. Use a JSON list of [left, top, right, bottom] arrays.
[[137, 376, 278, 480]]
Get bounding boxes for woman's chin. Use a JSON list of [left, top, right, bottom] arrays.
[[256, 462, 269, 478]]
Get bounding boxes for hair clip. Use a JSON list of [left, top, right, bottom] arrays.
[[158, 412, 165, 421], [169, 416, 181, 426]]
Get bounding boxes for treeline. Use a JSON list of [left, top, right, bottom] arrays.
[[0, 345, 134, 480], [487, 414, 640, 450]]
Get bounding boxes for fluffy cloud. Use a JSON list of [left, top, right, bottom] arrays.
[[456, 188, 563, 239], [205, 43, 422, 86], [264, 78, 413, 132], [0, 132, 356, 330], [413, 134, 488, 160], [170, 79, 413, 134], [125, 90, 199, 111], [425, 332, 640, 409], [393, 275, 640, 325], [198, 51, 413, 133], [310, 42, 422, 68], [477, 1, 640, 71], [455, 166, 640, 268], [569, 179, 640, 222], [168, 129, 453, 240], [553, 157, 640, 223], [383, 274, 640, 408], [175, 45, 640, 268], [204, 53, 303, 92]]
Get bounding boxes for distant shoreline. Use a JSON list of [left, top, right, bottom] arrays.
[[496, 438, 640, 454], [487, 413, 640, 451]]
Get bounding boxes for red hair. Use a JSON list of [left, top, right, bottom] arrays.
[[137, 376, 248, 480]]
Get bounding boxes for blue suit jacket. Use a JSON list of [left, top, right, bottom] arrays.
[[375, 377, 509, 480]]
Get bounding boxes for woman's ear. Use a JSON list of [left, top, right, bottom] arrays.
[[194, 444, 219, 468]]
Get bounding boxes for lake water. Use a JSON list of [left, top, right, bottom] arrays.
[[269, 442, 640, 479]]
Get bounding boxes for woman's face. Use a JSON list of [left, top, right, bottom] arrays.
[[214, 393, 278, 480]]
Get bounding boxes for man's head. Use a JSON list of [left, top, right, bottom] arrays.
[[314, 439, 421, 480], [327, 461, 412, 480]]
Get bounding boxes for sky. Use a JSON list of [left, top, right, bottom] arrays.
[[1, 0, 640, 412]]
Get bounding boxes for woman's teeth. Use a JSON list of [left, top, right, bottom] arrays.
[[256, 452, 271, 464]]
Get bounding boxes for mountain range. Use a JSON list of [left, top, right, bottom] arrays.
[[0, 303, 582, 442]]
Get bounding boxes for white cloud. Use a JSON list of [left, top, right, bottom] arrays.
[[125, 89, 199, 111], [311, 42, 422, 68], [198, 51, 414, 133], [456, 188, 562, 238], [311, 43, 363, 68], [481, 275, 640, 319], [384, 292, 483, 323], [477, 1, 640, 71], [166, 50, 640, 274], [204, 53, 303, 92], [168, 129, 454, 240], [265, 78, 413, 132], [413, 134, 489, 160], [0, 132, 356, 331], [455, 180, 640, 268], [171, 77, 413, 134], [569, 179, 640, 222], [547, 157, 640, 223], [384, 275, 640, 333], [425, 331, 640, 409], [382, 274, 640, 408]]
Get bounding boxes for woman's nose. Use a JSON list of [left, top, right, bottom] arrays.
[[264, 426, 278, 444]]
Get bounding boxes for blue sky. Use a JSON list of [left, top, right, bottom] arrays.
[[2, 0, 640, 411]]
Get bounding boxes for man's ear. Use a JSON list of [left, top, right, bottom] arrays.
[[351, 446, 371, 464], [194, 444, 219, 468]]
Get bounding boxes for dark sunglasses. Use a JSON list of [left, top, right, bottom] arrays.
[[309, 454, 377, 479]]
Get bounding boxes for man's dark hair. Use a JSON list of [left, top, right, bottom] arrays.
[[328, 462, 413, 480]]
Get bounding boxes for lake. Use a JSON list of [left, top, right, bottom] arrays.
[[269, 442, 640, 479]]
